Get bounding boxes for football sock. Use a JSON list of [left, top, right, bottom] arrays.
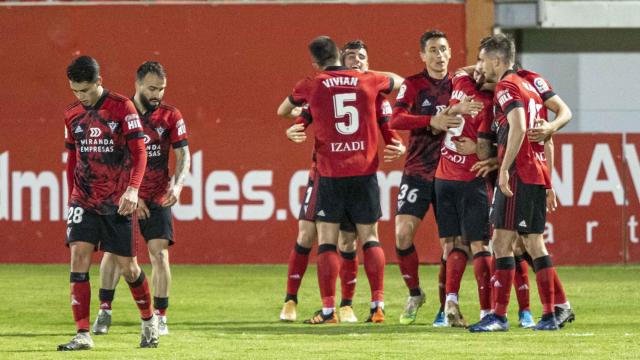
[[363, 241, 385, 303], [371, 301, 384, 310], [494, 257, 515, 318], [70, 272, 91, 333], [153, 296, 168, 316], [286, 243, 311, 301], [98, 288, 115, 311], [339, 299, 352, 307], [490, 255, 497, 310], [438, 257, 447, 312], [472, 251, 492, 313], [445, 248, 468, 300], [553, 270, 568, 306], [339, 250, 358, 304], [533, 255, 556, 316], [396, 245, 420, 295], [317, 244, 339, 310], [514, 255, 531, 312], [127, 271, 153, 320]]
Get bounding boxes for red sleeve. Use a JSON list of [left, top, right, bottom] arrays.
[[376, 97, 399, 145], [390, 79, 431, 130], [169, 109, 189, 148], [288, 78, 311, 106], [496, 80, 524, 116], [66, 149, 76, 199], [120, 100, 147, 189], [373, 73, 394, 95], [294, 108, 312, 129]]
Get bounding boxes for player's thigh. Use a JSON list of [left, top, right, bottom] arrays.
[[315, 176, 347, 223], [66, 205, 101, 252], [345, 174, 381, 225], [139, 204, 174, 246], [395, 214, 422, 247], [355, 222, 378, 244], [434, 178, 463, 238], [514, 180, 547, 236], [492, 229, 518, 257], [316, 221, 341, 245], [396, 175, 433, 220], [102, 213, 136, 257], [461, 177, 490, 243]]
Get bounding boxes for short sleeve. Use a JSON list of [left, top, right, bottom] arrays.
[[169, 109, 189, 149]]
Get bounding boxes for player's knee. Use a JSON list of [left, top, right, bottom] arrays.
[[150, 249, 170, 268], [296, 224, 316, 248], [470, 241, 489, 255], [338, 235, 357, 253], [395, 223, 415, 248]]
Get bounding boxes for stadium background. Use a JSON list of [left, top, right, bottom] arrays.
[[0, 0, 638, 265]]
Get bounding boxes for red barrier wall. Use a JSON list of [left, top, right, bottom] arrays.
[[1, 4, 637, 265], [0, 3, 465, 264]]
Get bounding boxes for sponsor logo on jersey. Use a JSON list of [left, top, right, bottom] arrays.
[[421, 98, 432, 107], [381, 100, 392, 116], [74, 125, 83, 134], [155, 127, 165, 137], [451, 89, 466, 101], [436, 105, 447, 114], [176, 119, 186, 136], [497, 90, 513, 107], [89, 127, 102, 137], [396, 84, 407, 100], [533, 77, 550, 94], [107, 121, 118, 132], [143, 135, 151, 144], [125, 114, 142, 131]]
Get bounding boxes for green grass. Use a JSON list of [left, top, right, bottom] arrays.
[[0, 264, 639, 359]]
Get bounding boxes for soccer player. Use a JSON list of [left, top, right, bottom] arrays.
[[59, 56, 157, 350], [286, 36, 394, 324], [388, 30, 464, 326], [278, 40, 405, 323], [468, 34, 568, 332], [92, 62, 190, 336], [434, 62, 493, 328]]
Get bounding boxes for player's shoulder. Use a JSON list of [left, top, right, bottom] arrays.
[[404, 71, 425, 83], [158, 102, 180, 114], [105, 90, 131, 104], [64, 101, 83, 117]]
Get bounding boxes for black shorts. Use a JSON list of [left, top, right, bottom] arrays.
[[490, 173, 546, 234], [395, 174, 436, 220], [138, 203, 174, 245], [315, 174, 381, 224], [435, 177, 490, 243], [65, 205, 136, 257], [299, 174, 356, 232]]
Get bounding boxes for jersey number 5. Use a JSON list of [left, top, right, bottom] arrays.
[[333, 93, 359, 135]]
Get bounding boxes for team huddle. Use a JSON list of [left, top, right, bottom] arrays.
[[59, 57, 190, 350], [276, 31, 576, 332]]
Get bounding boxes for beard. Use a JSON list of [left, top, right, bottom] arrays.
[[140, 93, 161, 111]]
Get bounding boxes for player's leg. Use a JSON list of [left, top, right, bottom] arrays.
[[462, 177, 492, 322], [444, 237, 470, 328], [104, 213, 158, 347], [337, 224, 358, 323], [92, 252, 119, 335], [513, 237, 535, 328], [137, 203, 174, 335], [58, 207, 99, 351], [147, 239, 171, 334], [281, 174, 319, 321], [469, 178, 517, 333], [357, 224, 386, 323], [433, 238, 451, 327], [304, 176, 343, 324]]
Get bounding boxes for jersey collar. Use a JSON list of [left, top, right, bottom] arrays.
[[84, 89, 109, 111]]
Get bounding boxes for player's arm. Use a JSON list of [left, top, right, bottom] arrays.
[[162, 145, 191, 207], [544, 137, 557, 211], [64, 123, 76, 198], [277, 97, 303, 119], [287, 109, 312, 143], [119, 135, 147, 215], [499, 107, 527, 197], [528, 95, 572, 142], [376, 99, 406, 162], [369, 70, 404, 90], [391, 105, 461, 131]]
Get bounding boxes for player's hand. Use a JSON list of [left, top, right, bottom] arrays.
[[457, 95, 484, 117], [527, 119, 554, 143], [454, 136, 477, 155], [136, 198, 151, 220], [383, 138, 406, 162], [161, 184, 183, 207], [470, 157, 498, 177], [546, 188, 558, 212], [498, 168, 513, 197], [430, 107, 462, 131], [118, 186, 139, 216], [286, 123, 307, 143]]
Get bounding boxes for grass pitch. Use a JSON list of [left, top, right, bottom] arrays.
[[0, 264, 638, 359]]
